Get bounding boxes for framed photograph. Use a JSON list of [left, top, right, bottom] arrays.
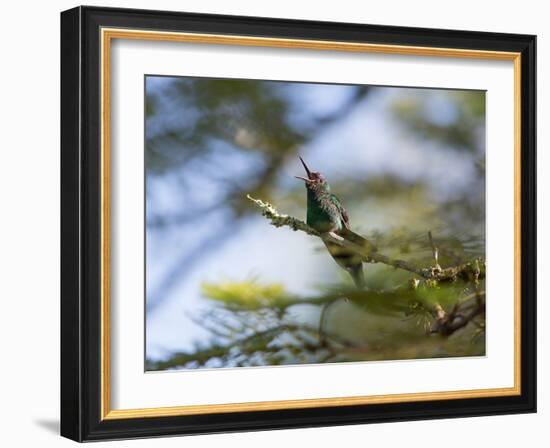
[[60, 6, 536, 442]]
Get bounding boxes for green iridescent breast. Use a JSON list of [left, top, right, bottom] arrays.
[[306, 186, 343, 233]]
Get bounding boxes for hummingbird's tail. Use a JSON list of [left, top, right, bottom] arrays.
[[348, 264, 365, 289], [338, 228, 375, 289], [323, 240, 366, 289]]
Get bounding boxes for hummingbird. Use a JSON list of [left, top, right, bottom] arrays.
[[296, 157, 376, 289]]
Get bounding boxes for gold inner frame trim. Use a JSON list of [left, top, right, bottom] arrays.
[[100, 27, 522, 420]]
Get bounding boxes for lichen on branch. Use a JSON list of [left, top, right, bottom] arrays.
[[246, 195, 321, 236]]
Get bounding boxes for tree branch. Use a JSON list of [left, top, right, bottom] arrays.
[[247, 195, 485, 283], [429, 291, 486, 336]]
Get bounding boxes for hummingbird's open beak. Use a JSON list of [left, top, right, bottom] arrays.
[[299, 156, 312, 178], [295, 156, 313, 182]]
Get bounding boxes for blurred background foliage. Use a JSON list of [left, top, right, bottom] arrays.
[[145, 76, 486, 370]]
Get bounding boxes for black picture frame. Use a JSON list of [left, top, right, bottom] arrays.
[[61, 5, 536, 442]]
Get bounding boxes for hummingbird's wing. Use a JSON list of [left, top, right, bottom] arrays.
[[324, 195, 371, 288], [330, 194, 351, 229], [340, 228, 378, 254], [330, 194, 377, 254]]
